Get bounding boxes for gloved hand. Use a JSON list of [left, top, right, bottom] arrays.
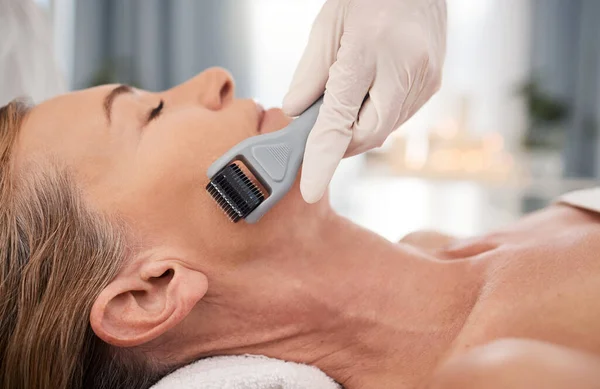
[[283, 0, 447, 203]]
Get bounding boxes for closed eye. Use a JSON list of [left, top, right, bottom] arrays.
[[147, 100, 164, 123]]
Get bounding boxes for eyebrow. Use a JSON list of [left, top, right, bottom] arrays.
[[103, 84, 133, 123]]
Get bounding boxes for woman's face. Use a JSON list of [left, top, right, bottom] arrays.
[[14, 68, 308, 263]]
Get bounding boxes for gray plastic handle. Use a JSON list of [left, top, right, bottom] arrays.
[[207, 97, 324, 223]]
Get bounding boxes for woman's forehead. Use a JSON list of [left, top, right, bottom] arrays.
[[14, 87, 113, 166]]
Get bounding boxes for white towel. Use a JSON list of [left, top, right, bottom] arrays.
[[151, 354, 341, 389]]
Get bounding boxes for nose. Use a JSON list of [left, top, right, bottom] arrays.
[[166, 67, 235, 110]]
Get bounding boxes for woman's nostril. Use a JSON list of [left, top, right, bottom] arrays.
[[186, 68, 235, 110], [220, 80, 233, 104]]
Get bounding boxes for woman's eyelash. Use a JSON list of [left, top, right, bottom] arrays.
[[148, 100, 164, 122]]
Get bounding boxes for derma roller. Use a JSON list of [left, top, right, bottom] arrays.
[[206, 97, 323, 224]]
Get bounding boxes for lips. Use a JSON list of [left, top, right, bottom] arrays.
[[251, 99, 293, 134], [258, 108, 292, 134]]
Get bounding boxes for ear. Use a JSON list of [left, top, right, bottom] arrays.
[[90, 255, 208, 347]]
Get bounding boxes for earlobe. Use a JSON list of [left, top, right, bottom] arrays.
[[90, 259, 208, 347]]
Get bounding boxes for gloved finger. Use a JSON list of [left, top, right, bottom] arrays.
[[300, 28, 376, 203], [345, 96, 392, 157], [345, 61, 409, 156], [404, 62, 443, 122], [300, 104, 352, 203], [346, 34, 443, 157], [282, 0, 345, 117], [393, 21, 444, 125]]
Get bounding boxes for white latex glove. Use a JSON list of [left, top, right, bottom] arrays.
[[283, 0, 447, 203]]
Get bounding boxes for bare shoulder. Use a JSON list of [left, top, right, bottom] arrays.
[[428, 338, 600, 389], [445, 204, 600, 361]]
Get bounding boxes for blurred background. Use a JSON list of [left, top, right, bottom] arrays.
[[2, 0, 600, 240]]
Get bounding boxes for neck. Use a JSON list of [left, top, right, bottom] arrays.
[[164, 210, 483, 389]]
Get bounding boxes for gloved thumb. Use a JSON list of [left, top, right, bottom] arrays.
[[300, 100, 353, 203], [283, 0, 344, 116]]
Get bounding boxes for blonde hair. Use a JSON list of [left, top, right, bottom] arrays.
[[0, 100, 164, 388]]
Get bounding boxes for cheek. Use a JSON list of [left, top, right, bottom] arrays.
[[139, 113, 249, 180], [133, 125, 214, 201], [121, 111, 253, 221]]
